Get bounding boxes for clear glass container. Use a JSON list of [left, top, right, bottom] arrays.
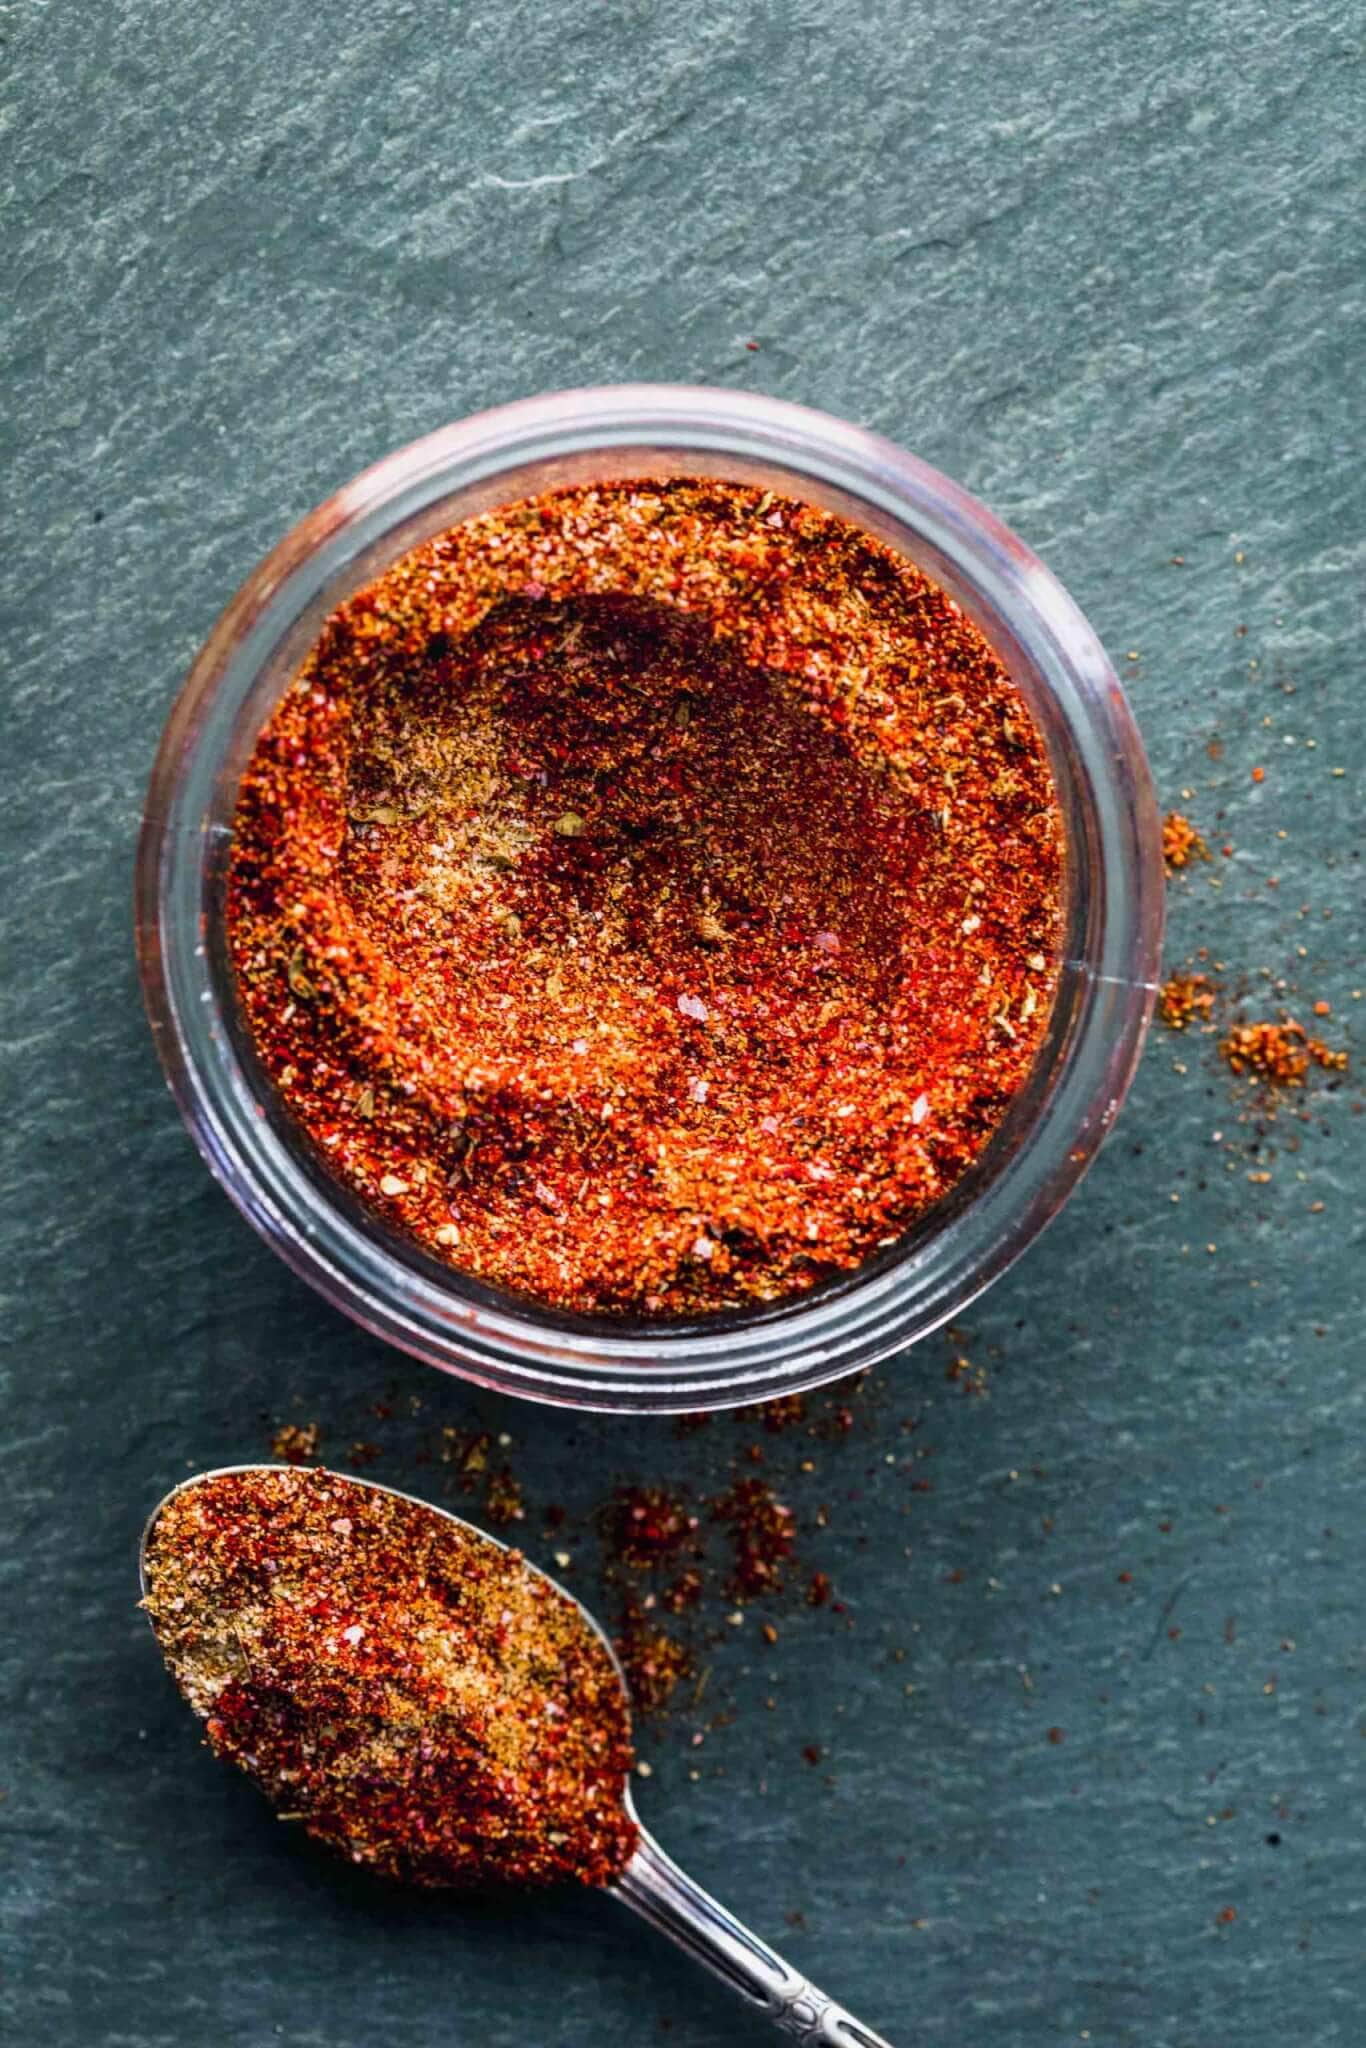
[[135, 386, 1163, 1412]]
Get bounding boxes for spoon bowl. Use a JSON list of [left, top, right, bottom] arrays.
[[141, 1466, 893, 2046]]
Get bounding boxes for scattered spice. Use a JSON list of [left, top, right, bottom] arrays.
[[142, 1467, 635, 1889], [1158, 973, 1218, 1031], [1162, 812, 1208, 870], [270, 1422, 319, 1464], [604, 1486, 697, 1568], [483, 1466, 525, 1525], [614, 1610, 693, 1717], [761, 1394, 807, 1433], [944, 1351, 989, 1396], [227, 479, 1063, 1317], [660, 1569, 702, 1614], [1219, 1020, 1348, 1086], [714, 1479, 796, 1598], [440, 1426, 491, 1478]]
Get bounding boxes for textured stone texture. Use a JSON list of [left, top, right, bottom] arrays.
[[2, 3, 1363, 2043]]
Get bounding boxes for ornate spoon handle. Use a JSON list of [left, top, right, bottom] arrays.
[[612, 1825, 894, 2046]]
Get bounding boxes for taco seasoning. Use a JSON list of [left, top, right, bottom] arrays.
[[142, 1467, 636, 1888], [227, 479, 1064, 1316]]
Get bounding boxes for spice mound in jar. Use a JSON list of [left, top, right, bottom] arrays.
[[228, 479, 1063, 1316], [142, 1466, 636, 1889]]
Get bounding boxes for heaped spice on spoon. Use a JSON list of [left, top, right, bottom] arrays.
[[227, 479, 1064, 1316], [142, 1466, 636, 1888]]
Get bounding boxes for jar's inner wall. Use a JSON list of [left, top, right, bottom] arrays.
[[205, 448, 1092, 1338]]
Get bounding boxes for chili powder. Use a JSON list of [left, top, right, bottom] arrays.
[[227, 479, 1063, 1316], [143, 1467, 636, 1889]]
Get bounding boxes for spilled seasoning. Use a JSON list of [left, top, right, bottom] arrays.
[[1219, 1019, 1348, 1085], [1162, 811, 1208, 870]]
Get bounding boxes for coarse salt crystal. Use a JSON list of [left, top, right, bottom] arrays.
[[571, 1037, 589, 1055], [379, 1173, 409, 1195], [341, 1625, 365, 1646], [911, 1093, 930, 1125], [330, 1518, 352, 1537], [677, 993, 709, 1022], [688, 1078, 709, 1103], [961, 914, 981, 934], [814, 931, 841, 952], [760, 1115, 780, 1135], [692, 1235, 715, 1260]]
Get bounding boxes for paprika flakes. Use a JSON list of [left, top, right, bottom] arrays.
[[227, 479, 1063, 1317]]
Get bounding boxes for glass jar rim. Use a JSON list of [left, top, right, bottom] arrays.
[[136, 384, 1163, 1411]]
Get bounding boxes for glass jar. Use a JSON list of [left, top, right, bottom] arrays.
[[135, 386, 1163, 1411]]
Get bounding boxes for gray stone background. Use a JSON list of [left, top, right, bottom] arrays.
[[3, 2, 1363, 2042]]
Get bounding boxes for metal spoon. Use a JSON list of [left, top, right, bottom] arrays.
[[141, 1467, 893, 2047]]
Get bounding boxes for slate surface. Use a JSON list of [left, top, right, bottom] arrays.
[[3, 3, 1363, 2043]]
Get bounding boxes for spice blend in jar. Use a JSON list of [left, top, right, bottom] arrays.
[[143, 1467, 636, 1888], [228, 480, 1063, 1316]]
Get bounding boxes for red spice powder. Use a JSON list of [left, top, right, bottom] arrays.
[[227, 479, 1063, 1316], [604, 1485, 698, 1568], [142, 1467, 636, 1889], [614, 1606, 693, 1716], [660, 1568, 703, 1613], [713, 1478, 797, 1598]]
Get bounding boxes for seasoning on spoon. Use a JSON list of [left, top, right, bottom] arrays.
[[227, 477, 1064, 1318], [141, 1466, 637, 1888]]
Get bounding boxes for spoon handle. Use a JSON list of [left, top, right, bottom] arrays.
[[613, 1826, 894, 2046]]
